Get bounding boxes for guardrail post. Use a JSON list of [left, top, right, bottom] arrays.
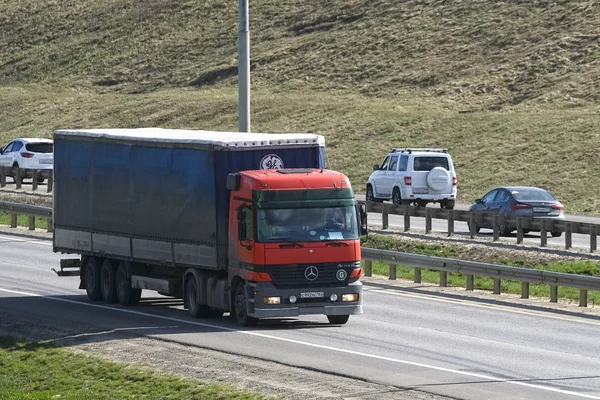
[[364, 260, 372, 277], [550, 285, 558, 303], [466, 275, 474, 291], [469, 213, 477, 239], [580, 289, 588, 307], [447, 210, 454, 237], [382, 204, 389, 230], [540, 220, 547, 247], [591, 225, 597, 253], [492, 215, 500, 241], [493, 278, 501, 294], [389, 263, 396, 280], [516, 217, 524, 244], [47, 173, 54, 193], [414, 267, 421, 283], [47, 216, 54, 233], [28, 215, 35, 230], [11, 213, 17, 228], [439, 271, 447, 287], [565, 223, 572, 249], [403, 205, 410, 232], [521, 282, 529, 299], [0, 167, 6, 187], [425, 208, 432, 234], [15, 168, 22, 189], [32, 169, 39, 191]]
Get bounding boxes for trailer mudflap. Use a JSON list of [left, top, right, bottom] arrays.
[[52, 258, 81, 277]]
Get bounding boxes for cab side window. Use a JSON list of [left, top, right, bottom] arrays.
[[380, 156, 391, 170], [388, 155, 399, 171], [398, 155, 408, 172]]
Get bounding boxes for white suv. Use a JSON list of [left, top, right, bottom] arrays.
[[366, 148, 457, 209]]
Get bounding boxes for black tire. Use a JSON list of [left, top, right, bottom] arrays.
[[551, 231, 562, 238], [185, 274, 224, 318], [116, 262, 142, 306], [100, 259, 118, 303], [499, 225, 512, 237], [392, 188, 410, 206], [417, 200, 428, 207], [327, 315, 350, 325], [366, 184, 382, 203], [467, 222, 480, 234], [84, 257, 102, 301], [443, 200, 455, 210], [233, 283, 258, 327]]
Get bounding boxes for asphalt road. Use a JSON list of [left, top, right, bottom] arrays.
[[1, 232, 600, 400]]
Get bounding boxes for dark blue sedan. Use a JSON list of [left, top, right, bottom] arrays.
[[468, 186, 565, 237]]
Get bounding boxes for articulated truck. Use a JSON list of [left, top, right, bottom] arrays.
[[53, 128, 366, 326]]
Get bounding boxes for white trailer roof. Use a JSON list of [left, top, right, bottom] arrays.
[[54, 128, 325, 148]]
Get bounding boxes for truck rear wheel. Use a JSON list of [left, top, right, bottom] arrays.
[[327, 315, 350, 325], [233, 283, 258, 327], [116, 262, 142, 306], [185, 274, 224, 318], [100, 259, 118, 303], [84, 257, 102, 301]]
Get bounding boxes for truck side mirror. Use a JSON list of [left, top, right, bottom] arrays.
[[372, 164, 379, 171], [356, 201, 368, 237]]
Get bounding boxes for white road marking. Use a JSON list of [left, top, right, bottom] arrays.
[[365, 286, 600, 327], [0, 234, 52, 246], [1, 287, 598, 399]]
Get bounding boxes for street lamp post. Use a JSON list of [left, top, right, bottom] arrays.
[[238, 0, 250, 132]]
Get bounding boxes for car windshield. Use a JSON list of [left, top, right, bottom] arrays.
[[257, 206, 359, 242], [413, 156, 449, 171], [510, 189, 556, 202], [26, 143, 53, 153]]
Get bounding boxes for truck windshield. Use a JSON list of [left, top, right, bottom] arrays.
[[257, 206, 359, 242]]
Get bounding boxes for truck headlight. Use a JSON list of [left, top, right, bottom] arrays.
[[264, 297, 281, 305], [342, 293, 359, 302]]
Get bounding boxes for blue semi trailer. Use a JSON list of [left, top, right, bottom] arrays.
[[53, 128, 366, 326]]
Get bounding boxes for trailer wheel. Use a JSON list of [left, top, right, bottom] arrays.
[[233, 283, 258, 327], [116, 262, 142, 306], [327, 315, 350, 325], [84, 257, 102, 301], [100, 259, 118, 303]]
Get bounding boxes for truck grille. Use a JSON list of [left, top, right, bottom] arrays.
[[256, 262, 358, 289]]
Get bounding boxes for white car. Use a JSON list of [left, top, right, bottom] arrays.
[[366, 148, 457, 209], [0, 138, 54, 180]]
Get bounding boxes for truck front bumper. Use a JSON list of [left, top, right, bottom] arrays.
[[250, 281, 363, 319]]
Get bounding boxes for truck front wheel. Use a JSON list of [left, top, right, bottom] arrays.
[[327, 315, 350, 325], [84, 257, 102, 301], [233, 283, 258, 327], [116, 262, 142, 306]]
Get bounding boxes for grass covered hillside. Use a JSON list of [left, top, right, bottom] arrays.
[[1, 0, 599, 212]]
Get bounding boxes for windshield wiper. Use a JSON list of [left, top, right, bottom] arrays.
[[266, 237, 305, 248], [325, 241, 350, 247]]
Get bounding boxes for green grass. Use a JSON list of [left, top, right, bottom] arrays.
[[0, 212, 48, 230], [0, 336, 268, 400], [362, 234, 600, 304], [1, 1, 600, 213]]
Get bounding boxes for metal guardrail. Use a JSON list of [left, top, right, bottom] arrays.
[[0, 202, 53, 232], [362, 247, 600, 307], [1, 201, 598, 306], [0, 166, 54, 192], [366, 201, 600, 252]]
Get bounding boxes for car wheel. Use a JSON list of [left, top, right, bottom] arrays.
[[442, 200, 455, 210], [233, 283, 258, 327], [392, 188, 410, 206], [467, 222, 480, 234], [327, 315, 350, 325], [551, 231, 562, 238], [416, 200, 428, 207], [366, 184, 382, 203], [499, 225, 512, 236]]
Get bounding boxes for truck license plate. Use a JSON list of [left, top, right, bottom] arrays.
[[300, 291, 324, 299]]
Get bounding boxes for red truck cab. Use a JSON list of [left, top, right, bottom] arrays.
[[227, 168, 364, 325]]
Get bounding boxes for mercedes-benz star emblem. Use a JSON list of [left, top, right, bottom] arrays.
[[305, 266, 319, 281]]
